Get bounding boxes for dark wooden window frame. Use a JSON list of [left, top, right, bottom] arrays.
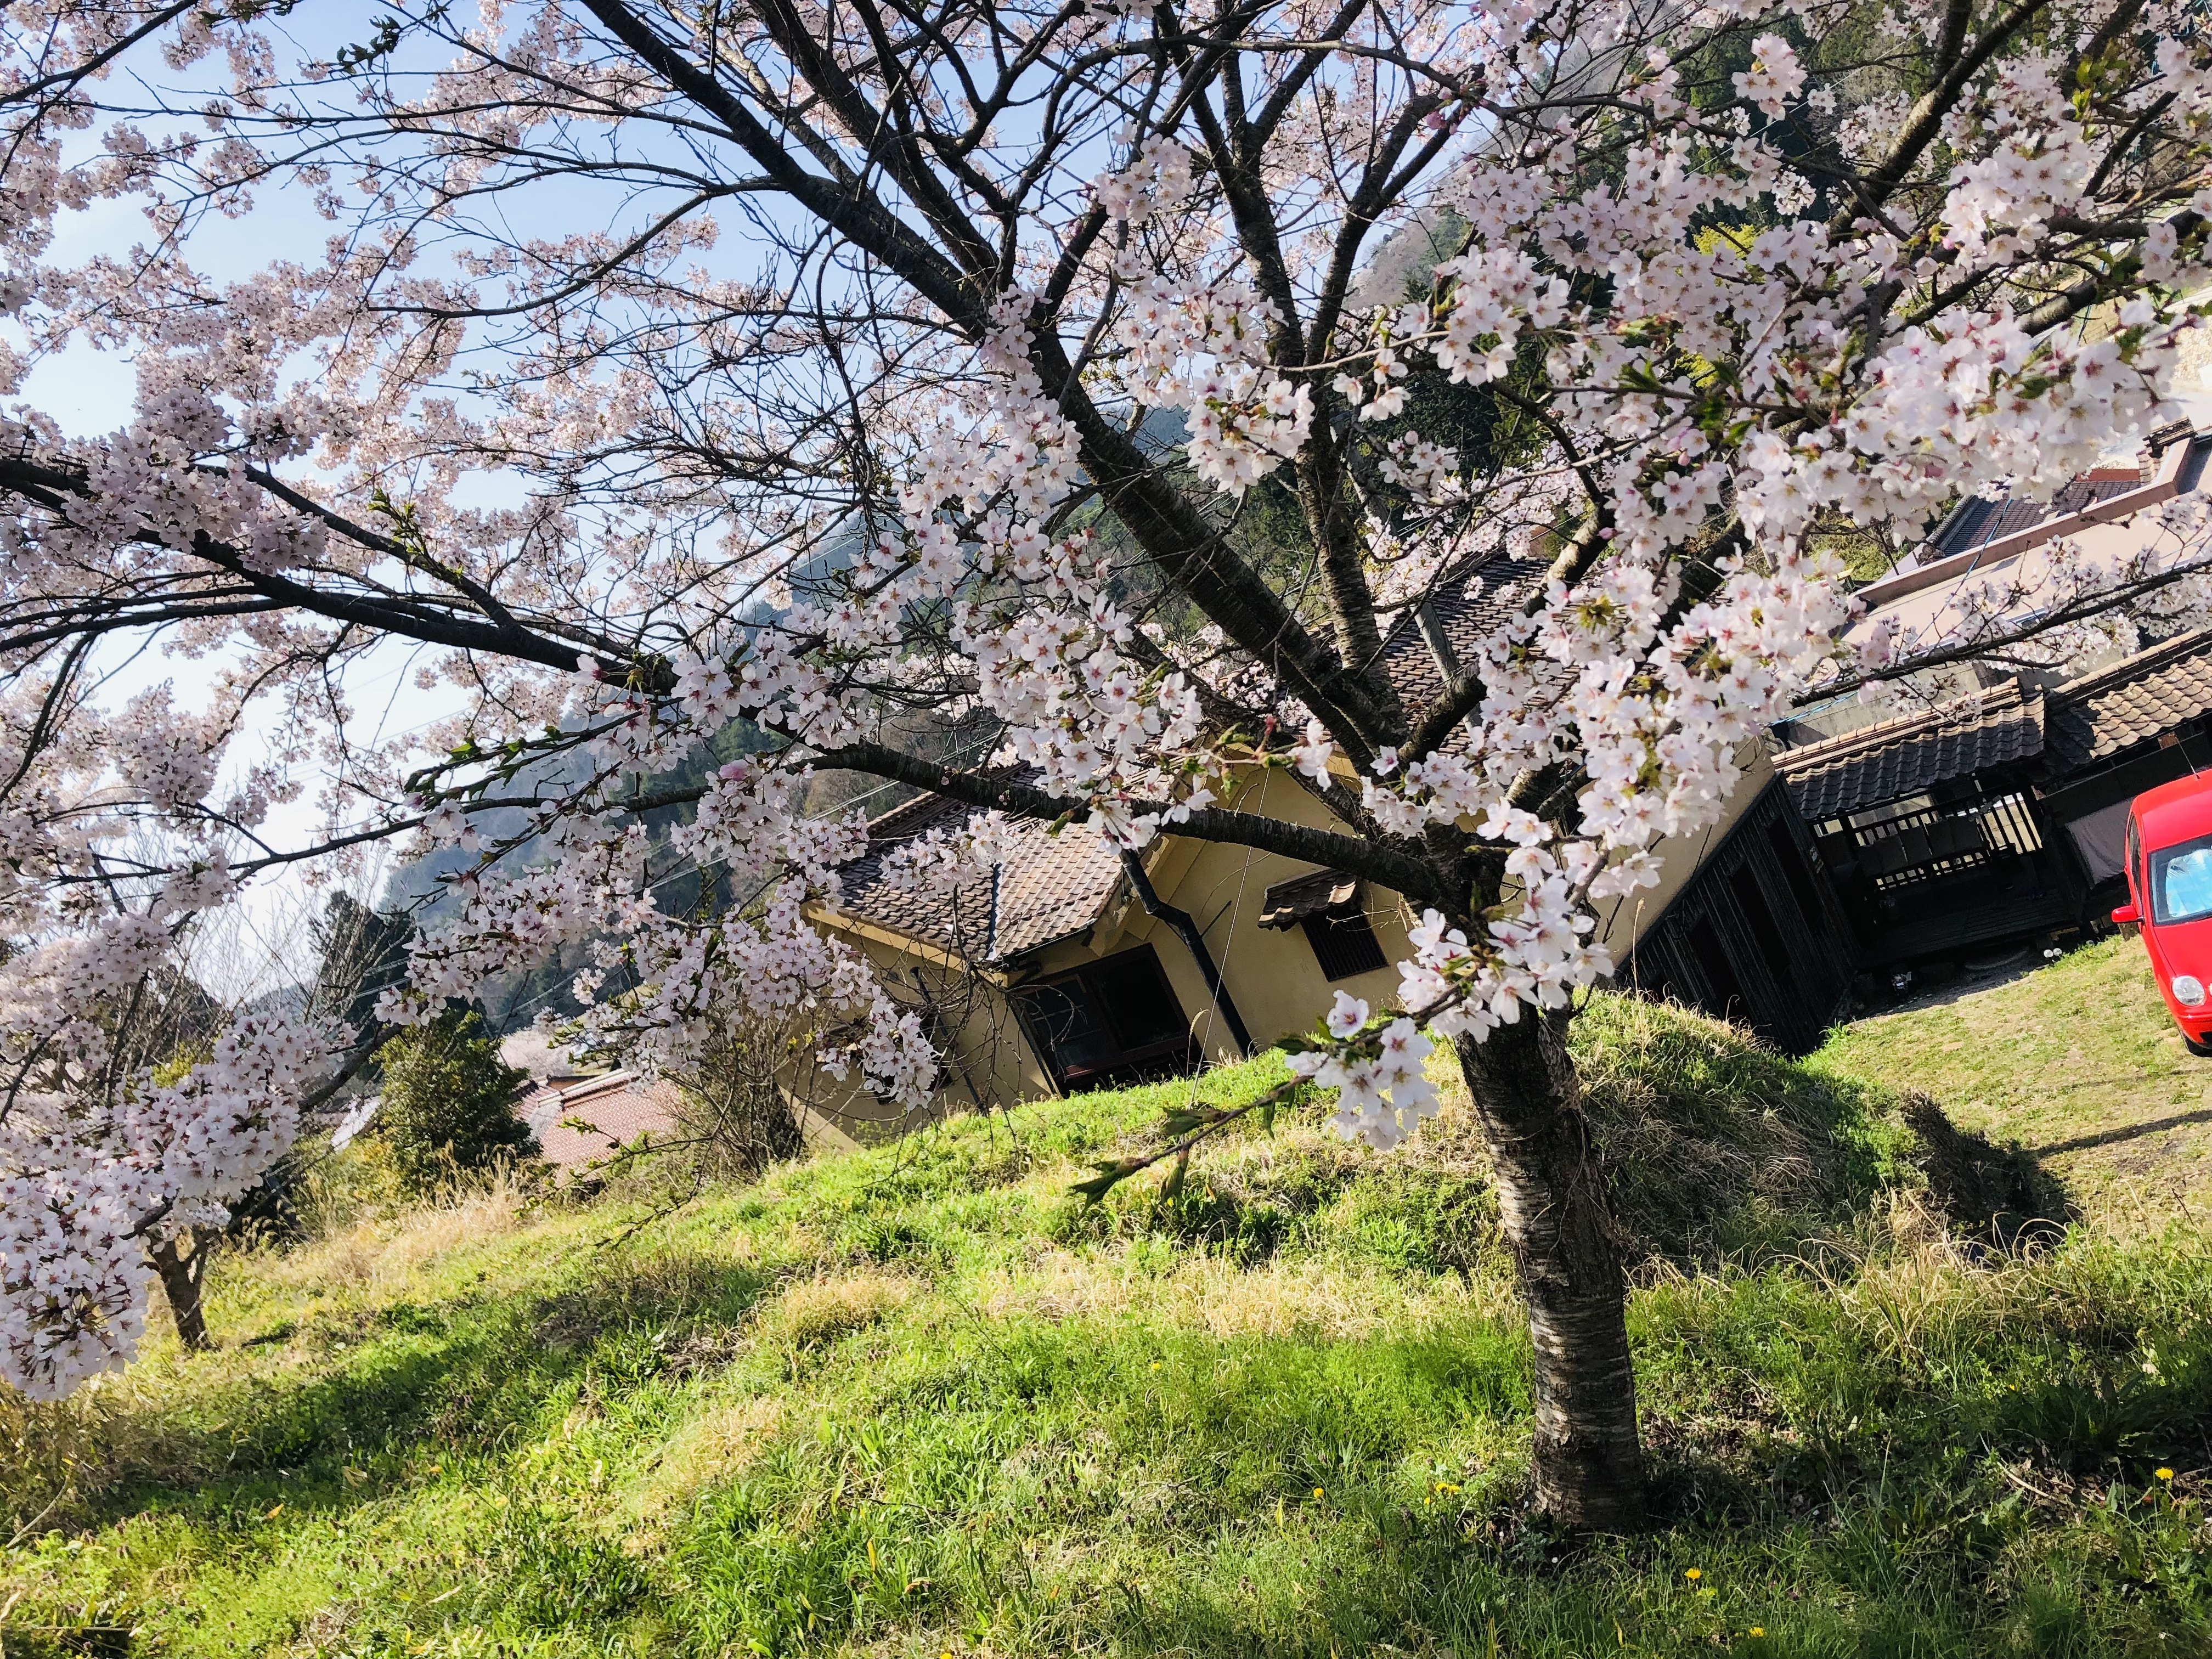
[[1301, 907, 1389, 981], [1012, 943, 1199, 1094]]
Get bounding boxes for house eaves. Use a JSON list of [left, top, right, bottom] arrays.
[[1854, 431, 2207, 614], [2046, 627, 2212, 769], [826, 785, 1126, 968], [1774, 679, 2047, 822]]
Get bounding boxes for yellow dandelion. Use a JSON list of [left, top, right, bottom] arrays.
[[2158, 1467, 2176, 1481], [1750, 1628, 1765, 1639], [1313, 1486, 1325, 1499], [1685, 1568, 1702, 1582]]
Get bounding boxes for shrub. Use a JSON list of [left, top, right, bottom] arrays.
[[671, 1019, 809, 1180], [374, 1009, 535, 1192]]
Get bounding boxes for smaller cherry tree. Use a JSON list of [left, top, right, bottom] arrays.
[[0, 964, 321, 1390], [0, 665, 326, 1390]]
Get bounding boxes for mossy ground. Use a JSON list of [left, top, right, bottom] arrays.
[[5, 950, 2212, 1657]]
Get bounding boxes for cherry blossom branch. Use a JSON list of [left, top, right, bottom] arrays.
[[0, 0, 196, 109], [1825, 541, 2212, 701]]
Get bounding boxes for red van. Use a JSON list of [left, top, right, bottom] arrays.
[[2115, 771, 2212, 1054]]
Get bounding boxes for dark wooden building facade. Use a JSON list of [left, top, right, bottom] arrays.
[[1773, 678, 2085, 969], [1624, 780, 1858, 1053], [1629, 628, 2212, 1051]]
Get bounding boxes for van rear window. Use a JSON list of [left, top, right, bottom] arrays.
[[2152, 833, 2212, 924]]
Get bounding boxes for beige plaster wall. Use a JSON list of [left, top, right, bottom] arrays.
[[1000, 766, 1410, 1081], [813, 749, 1772, 1113], [1147, 766, 1409, 1051], [791, 921, 1059, 1125], [1590, 738, 1775, 967]]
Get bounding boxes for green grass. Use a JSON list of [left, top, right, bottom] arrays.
[[1816, 934, 2212, 1228], [5, 977, 2212, 1657]]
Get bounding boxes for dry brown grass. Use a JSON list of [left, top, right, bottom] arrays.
[[0, 1386, 110, 1540], [628, 1393, 786, 1526], [969, 1245, 1506, 1340], [0, 1177, 540, 1528], [768, 1269, 912, 1353], [259, 1167, 532, 1295], [1641, 1190, 2138, 1387]]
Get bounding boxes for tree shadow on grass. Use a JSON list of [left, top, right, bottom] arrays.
[[1568, 994, 2076, 1265], [2027, 1105, 2212, 1158], [1901, 1092, 2077, 1251]]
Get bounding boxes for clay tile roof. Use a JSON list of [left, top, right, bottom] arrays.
[[1775, 679, 2046, 822], [1257, 869, 1359, 929], [2047, 628, 2212, 769], [830, 786, 1125, 963], [990, 819, 1129, 957], [520, 1070, 684, 1174], [1378, 553, 1555, 740]]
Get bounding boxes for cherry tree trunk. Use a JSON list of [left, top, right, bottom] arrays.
[[1453, 1015, 1645, 1528], [150, 1235, 212, 1353]]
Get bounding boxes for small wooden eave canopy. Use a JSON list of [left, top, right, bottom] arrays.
[[1257, 869, 1360, 930]]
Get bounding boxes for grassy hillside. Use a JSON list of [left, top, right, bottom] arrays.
[[1819, 934, 2212, 1227], [4, 970, 2211, 1658]]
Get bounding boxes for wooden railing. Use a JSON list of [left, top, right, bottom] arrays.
[[1839, 793, 2044, 891]]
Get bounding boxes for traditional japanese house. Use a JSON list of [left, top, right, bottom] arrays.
[[1535, 426, 2212, 1044], [805, 555, 1568, 1111], [1770, 678, 2079, 969], [804, 548, 1868, 1109], [1746, 419, 2212, 982], [2032, 628, 2212, 893], [1621, 635, 2212, 1042], [802, 421, 2212, 1113], [1846, 421, 2212, 666], [1758, 629, 2212, 982]]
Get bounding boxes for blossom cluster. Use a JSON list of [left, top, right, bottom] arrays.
[[1091, 137, 1196, 227], [0, 1012, 321, 1397], [1255, 12, 2207, 1149], [877, 811, 1021, 896], [1732, 34, 1806, 120], [1286, 992, 1442, 1150], [1111, 278, 1313, 491]]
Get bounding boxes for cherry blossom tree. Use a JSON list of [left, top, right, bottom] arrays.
[[6, 0, 2212, 1522]]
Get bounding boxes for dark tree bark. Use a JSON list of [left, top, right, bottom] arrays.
[[741, 1088, 808, 1173], [150, 1233, 212, 1352], [1454, 1015, 1645, 1528]]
